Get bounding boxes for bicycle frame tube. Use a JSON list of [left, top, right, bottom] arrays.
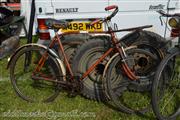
[[80, 47, 114, 80], [32, 39, 57, 75], [34, 35, 58, 72], [55, 33, 74, 80], [33, 52, 48, 73]]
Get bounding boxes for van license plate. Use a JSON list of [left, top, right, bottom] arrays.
[[61, 22, 103, 32]]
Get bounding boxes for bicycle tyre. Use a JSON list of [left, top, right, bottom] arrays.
[[152, 48, 180, 120], [104, 48, 157, 114], [9, 45, 63, 102]]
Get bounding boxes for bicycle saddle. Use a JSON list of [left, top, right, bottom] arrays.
[[45, 18, 68, 29]]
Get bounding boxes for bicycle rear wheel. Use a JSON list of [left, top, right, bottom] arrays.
[[152, 48, 180, 120], [9, 45, 63, 102]]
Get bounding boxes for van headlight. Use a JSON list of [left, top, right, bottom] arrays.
[[168, 17, 180, 28]]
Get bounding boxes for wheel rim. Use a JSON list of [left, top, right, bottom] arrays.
[[107, 52, 152, 113], [126, 49, 160, 92], [11, 48, 59, 102], [155, 53, 180, 119]]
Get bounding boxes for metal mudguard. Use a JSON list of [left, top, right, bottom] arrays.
[[7, 43, 66, 79], [102, 46, 137, 79]]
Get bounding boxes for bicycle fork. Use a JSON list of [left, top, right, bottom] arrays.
[[110, 31, 138, 81]]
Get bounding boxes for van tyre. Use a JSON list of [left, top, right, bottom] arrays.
[[71, 38, 111, 101], [121, 30, 168, 59]]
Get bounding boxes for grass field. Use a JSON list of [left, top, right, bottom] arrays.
[[0, 38, 179, 120]]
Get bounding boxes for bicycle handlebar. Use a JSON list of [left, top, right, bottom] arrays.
[[157, 10, 180, 17], [90, 5, 118, 26], [105, 5, 118, 11], [106, 5, 118, 20]]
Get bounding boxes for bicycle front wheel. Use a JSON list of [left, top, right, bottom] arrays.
[[104, 48, 158, 114], [9, 45, 63, 102], [152, 48, 180, 120]]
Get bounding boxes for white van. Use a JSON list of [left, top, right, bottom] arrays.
[[21, 0, 180, 41]]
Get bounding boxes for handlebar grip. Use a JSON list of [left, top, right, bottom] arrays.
[[90, 19, 101, 26], [105, 5, 118, 11]]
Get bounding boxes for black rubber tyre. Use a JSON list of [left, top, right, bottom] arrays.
[[121, 30, 168, 60], [71, 39, 111, 101], [105, 48, 157, 114], [122, 30, 169, 58], [9, 45, 63, 102], [152, 48, 180, 120]]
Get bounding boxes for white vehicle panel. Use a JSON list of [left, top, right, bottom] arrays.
[[33, 0, 180, 38]]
